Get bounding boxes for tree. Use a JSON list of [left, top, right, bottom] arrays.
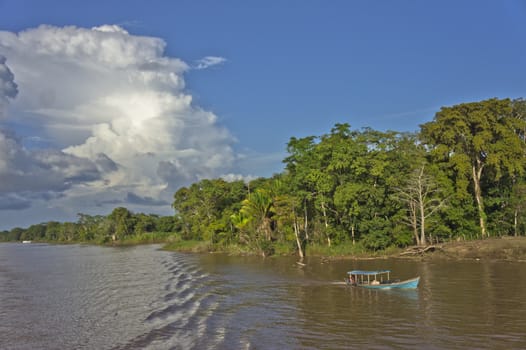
[[240, 188, 274, 242], [156, 216, 177, 232], [173, 179, 247, 243], [508, 183, 526, 236], [21, 224, 46, 241], [273, 192, 305, 258], [77, 214, 105, 241], [334, 182, 367, 245], [108, 207, 134, 240], [58, 222, 78, 241], [286, 132, 338, 246], [45, 221, 61, 241], [395, 165, 447, 245], [420, 98, 526, 237], [8, 227, 24, 241], [134, 213, 156, 234], [284, 135, 318, 245]]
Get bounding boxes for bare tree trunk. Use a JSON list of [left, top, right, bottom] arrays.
[[514, 209, 518, 237], [304, 201, 309, 241], [321, 199, 331, 247], [293, 219, 304, 259], [351, 224, 355, 245], [409, 200, 420, 245], [262, 217, 272, 241], [292, 202, 305, 259], [419, 200, 426, 246], [472, 163, 488, 237], [417, 168, 427, 246]]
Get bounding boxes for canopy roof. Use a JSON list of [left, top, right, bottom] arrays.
[[347, 270, 391, 275]]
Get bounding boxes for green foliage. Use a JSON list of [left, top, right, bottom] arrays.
[[4, 97, 526, 255], [172, 178, 247, 242], [420, 98, 526, 237], [391, 225, 414, 247], [307, 241, 368, 256], [118, 232, 174, 245], [272, 241, 296, 256], [359, 217, 392, 251], [109, 207, 134, 240]]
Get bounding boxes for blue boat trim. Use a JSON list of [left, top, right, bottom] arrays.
[[348, 270, 391, 275]]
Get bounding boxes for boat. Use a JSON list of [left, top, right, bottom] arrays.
[[22, 240, 32, 244], [346, 270, 419, 289]]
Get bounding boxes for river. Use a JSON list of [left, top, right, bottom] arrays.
[[0, 243, 525, 349]]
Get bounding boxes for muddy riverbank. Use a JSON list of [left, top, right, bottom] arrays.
[[397, 237, 526, 261]]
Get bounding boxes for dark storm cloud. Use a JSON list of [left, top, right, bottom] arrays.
[[0, 129, 102, 193], [0, 55, 18, 118], [0, 194, 31, 210]]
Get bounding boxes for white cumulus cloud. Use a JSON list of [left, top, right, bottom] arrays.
[[0, 24, 240, 222]]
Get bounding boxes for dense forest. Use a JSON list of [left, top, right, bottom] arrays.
[[2, 98, 526, 257]]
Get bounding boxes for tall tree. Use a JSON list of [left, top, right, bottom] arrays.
[[240, 188, 274, 241], [284, 134, 326, 245], [420, 98, 526, 237], [109, 207, 134, 240], [77, 213, 105, 241], [509, 183, 526, 236], [395, 165, 447, 245]]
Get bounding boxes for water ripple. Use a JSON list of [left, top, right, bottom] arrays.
[[2, 244, 526, 350]]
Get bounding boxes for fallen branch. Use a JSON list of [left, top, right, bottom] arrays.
[[400, 245, 442, 256]]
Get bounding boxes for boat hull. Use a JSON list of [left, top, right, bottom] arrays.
[[357, 276, 420, 289]]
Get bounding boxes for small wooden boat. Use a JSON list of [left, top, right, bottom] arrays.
[[346, 270, 419, 289]]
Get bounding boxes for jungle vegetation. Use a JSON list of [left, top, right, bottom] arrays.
[[2, 98, 526, 257]]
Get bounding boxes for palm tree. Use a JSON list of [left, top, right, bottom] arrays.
[[240, 189, 274, 241]]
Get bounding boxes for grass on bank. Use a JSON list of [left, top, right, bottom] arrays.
[[163, 239, 211, 253], [115, 232, 174, 246], [161, 238, 404, 258], [161, 236, 526, 261]]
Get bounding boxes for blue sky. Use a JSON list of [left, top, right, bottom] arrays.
[[0, 0, 525, 229]]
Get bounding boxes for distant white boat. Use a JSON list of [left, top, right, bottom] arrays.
[[22, 240, 32, 244]]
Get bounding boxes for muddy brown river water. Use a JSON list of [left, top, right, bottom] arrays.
[[1, 243, 525, 349]]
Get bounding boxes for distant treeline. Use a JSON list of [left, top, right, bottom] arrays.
[[0, 208, 178, 244], [2, 98, 526, 257]]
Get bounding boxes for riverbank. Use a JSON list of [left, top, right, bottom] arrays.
[[404, 236, 526, 261], [10, 235, 526, 262], [162, 236, 526, 262]]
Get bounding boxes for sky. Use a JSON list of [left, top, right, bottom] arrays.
[[0, 0, 525, 230]]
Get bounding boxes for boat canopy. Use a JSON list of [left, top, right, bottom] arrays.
[[347, 270, 391, 275]]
